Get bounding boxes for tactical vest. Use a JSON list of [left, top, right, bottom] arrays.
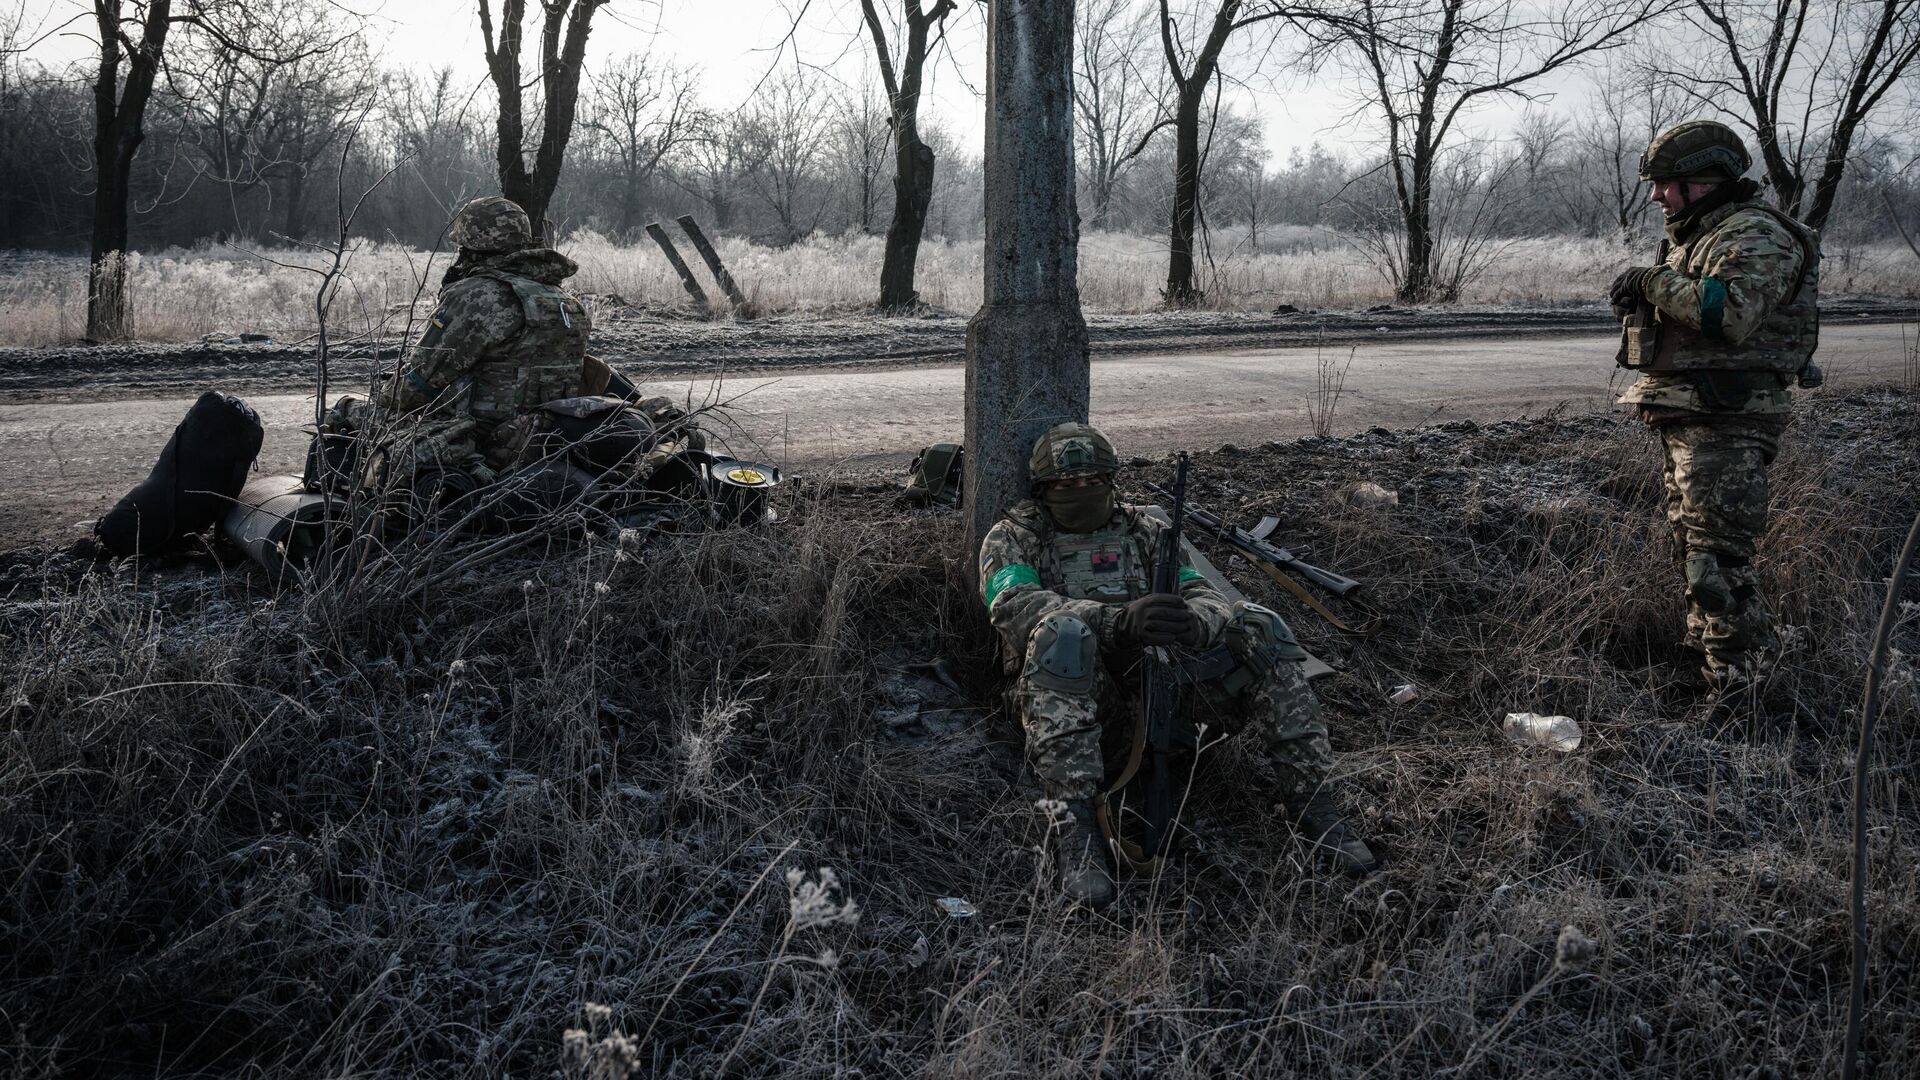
[[1647, 203, 1820, 378], [1009, 502, 1156, 604], [457, 269, 592, 423]]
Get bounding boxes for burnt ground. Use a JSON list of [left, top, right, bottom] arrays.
[[3, 298, 1915, 401], [2, 388, 1917, 1077]]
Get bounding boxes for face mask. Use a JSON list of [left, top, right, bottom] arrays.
[[1043, 483, 1115, 533]]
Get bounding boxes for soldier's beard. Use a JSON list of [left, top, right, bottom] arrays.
[[1043, 485, 1116, 533]]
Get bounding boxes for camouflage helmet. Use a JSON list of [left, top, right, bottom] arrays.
[[1640, 121, 1751, 182], [449, 195, 533, 252], [1028, 422, 1120, 487]]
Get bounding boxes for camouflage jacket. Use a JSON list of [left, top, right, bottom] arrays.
[[979, 500, 1234, 672], [380, 248, 592, 425], [1619, 200, 1819, 416]]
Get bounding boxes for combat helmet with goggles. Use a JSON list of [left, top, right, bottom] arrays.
[[1639, 120, 1752, 183], [1028, 422, 1120, 491]]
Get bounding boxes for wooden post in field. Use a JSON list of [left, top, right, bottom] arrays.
[[675, 215, 750, 314], [963, 0, 1090, 568], [644, 222, 711, 313]]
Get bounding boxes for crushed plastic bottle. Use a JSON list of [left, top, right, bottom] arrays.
[[1502, 712, 1582, 752]]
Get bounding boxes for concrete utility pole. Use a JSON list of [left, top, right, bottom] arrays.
[[964, 0, 1092, 566]]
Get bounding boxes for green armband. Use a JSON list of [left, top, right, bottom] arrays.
[[1700, 277, 1728, 340], [1178, 566, 1204, 586], [984, 563, 1040, 608]]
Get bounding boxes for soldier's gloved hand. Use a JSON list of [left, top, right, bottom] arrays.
[[1117, 593, 1200, 648], [1609, 266, 1655, 319]]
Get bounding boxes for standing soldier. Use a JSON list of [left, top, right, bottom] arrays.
[[1609, 121, 1821, 724], [978, 423, 1376, 911], [364, 195, 593, 478]]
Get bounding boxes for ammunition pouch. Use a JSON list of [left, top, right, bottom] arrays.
[[1025, 613, 1097, 694], [1616, 319, 1663, 369]]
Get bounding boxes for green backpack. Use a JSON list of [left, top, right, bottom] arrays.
[[905, 442, 964, 508]]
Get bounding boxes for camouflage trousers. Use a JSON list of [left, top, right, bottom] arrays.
[[1647, 410, 1788, 686], [1013, 611, 1334, 804]]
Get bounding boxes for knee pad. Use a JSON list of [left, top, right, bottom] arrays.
[[1219, 602, 1306, 694], [1025, 613, 1097, 693], [1684, 551, 1734, 615]]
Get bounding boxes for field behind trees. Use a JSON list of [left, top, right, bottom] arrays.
[[3, 228, 1919, 349]]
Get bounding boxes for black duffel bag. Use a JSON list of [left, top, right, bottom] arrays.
[[95, 391, 264, 558]]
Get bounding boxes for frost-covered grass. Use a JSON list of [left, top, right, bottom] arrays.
[[4, 228, 1919, 346]]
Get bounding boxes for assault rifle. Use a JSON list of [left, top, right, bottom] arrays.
[[1138, 452, 1189, 861], [1144, 484, 1363, 599], [1145, 483, 1374, 634], [1616, 238, 1669, 369]]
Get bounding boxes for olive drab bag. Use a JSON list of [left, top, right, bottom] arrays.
[[905, 442, 964, 508]]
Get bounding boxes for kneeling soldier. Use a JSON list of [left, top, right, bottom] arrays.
[[978, 423, 1376, 910]]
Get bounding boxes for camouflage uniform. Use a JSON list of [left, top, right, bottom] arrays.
[[977, 423, 1372, 909], [1615, 123, 1820, 689], [979, 501, 1334, 802], [375, 196, 592, 473]]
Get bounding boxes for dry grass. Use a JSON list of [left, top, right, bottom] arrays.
[[6, 230, 1920, 346], [2, 390, 1918, 1076]]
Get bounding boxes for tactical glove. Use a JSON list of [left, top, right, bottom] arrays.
[[1116, 593, 1201, 648], [1609, 266, 1655, 319]]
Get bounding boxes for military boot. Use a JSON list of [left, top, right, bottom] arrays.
[[1044, 799, 1115, 911], [1697, 673, 1775, 740], [1285, 789, 1378, 877]]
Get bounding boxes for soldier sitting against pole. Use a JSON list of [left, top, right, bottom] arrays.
[[1608, 121, 1822, 729], [977, 422, 1376, 911]]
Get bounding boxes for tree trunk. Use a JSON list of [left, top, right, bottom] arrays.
[[86, 0, 172, 343], [879, 137, 935, 307], [1397, 146, 1436, 303], [1164, 89, 1204, 306], [282, 169, 308, 240], [964, 0, 1091, 564], [87, 172, 132, 342]]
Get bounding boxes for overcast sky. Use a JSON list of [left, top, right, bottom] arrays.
[[20, 0, 1594, 163]]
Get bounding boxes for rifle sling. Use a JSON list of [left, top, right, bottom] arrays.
[[1096, 700, 1165, 877], [1254, 560, 1380, 635]]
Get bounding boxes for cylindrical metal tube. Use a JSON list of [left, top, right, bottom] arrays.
[[222, 474, 335, 581]]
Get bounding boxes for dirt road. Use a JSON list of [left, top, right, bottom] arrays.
[[2, 324, 1911, 547]]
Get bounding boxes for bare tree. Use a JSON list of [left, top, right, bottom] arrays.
[[830, 78, 894, 234], [477, 0, 610, 242], [163, 0, 369, 239], [1662, 0, 1920, 230], [82, 1, 333, 341], [583, 52, 696, 238], [387, 66, 490, 242], [1333, 0, 1663, 303], [670, 108, 755, 232], [859, 0, 957, 308], [1155, 1, 1318, 305], [740, 70, 831, 244], [1575, 59, 1683, 236], [1075, 0, 1166, 230]]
